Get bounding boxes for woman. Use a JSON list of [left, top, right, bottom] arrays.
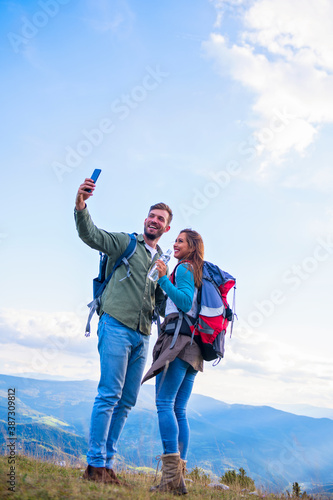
[[142, 229, 204, 495]]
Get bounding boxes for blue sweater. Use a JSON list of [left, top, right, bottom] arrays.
[[158, 263, 195, 313]]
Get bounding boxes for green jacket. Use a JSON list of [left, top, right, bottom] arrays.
[[75, 207, 166, 335]]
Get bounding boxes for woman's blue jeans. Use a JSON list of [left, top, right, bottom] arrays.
[[155, 356, 197, 460], [87, 314, 149, 468]]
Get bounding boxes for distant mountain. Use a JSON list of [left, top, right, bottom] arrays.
[[12, 372, 333, 420], [0, 420, 87, 463], [271, 403, 333, 420], [1, 373, 333, 494]]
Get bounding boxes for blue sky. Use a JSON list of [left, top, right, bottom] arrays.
[[1, 0, 333, 411]]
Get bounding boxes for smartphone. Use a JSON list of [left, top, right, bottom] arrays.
[[85, 169, 101, 192]]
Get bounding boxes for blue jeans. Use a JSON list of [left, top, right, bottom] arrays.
[[155, 356, 197, 460], [87, 314, 149, 468]]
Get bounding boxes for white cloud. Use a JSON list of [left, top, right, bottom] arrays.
[[204, 0, 333, 174], [0, 308, 91, 353], [244, 0, 333, 71], [0, 308, 99, 379], [193, 330, 333, 408], [2, 307, 332, 409], [0, 308, 158, 381]]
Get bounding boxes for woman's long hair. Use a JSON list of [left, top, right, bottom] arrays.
[[178, 229, 204, 288]]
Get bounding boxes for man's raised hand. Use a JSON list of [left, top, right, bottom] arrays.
[[75, 178, 96, 211]]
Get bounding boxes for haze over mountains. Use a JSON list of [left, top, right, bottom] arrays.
[[0, 374, 332, 495]]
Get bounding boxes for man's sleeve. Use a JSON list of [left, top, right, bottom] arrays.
[[74, 206, 128, 256]]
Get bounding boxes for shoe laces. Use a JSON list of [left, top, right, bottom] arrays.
[[152, 455, 162, 484]]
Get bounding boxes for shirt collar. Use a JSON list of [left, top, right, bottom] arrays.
[[137, 233, 163, 255]]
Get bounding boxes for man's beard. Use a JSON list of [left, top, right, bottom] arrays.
[[144, 225, 164, 241]]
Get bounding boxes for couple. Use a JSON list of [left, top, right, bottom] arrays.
[[75, 176, 204, 494]]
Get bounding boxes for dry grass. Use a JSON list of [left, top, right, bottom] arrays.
[[0, 454, 318, 500]]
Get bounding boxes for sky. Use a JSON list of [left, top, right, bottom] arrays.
[[1, 0, 333, 413]]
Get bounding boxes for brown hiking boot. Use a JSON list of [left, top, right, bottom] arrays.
[[105, 468, 122, 485], [82, 465, 115, 483]]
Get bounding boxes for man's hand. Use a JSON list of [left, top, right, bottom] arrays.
[[75, 178, 96, 211]]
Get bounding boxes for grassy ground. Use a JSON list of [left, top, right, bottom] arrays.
[[0, 454, 316, 500]]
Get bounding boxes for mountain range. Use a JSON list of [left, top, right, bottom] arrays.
[[0, 373, 332, 495]]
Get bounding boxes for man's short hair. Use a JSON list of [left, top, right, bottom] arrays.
[[149, 203, 173, 225]]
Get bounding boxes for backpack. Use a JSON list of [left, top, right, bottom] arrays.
[[85, 232, 137, 337], [168, 261, 236, 364]]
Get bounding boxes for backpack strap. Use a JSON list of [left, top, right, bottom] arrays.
[[168, 260, 197, 348], [229, 285, 237, 337], [85, 233, 137, 337], [169, 311, 184, 348], [169, 259, 192, 285], [106, 233, 137, 285], [169, 312, 195, 348], [85, 299, 99, 337]]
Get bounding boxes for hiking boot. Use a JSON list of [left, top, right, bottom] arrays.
[[180, 458, 187, 473], [105, 468, 122, 485], [180, 459, 187, 477], [82, 465, 115, 483], [151, 453, 187, 495]]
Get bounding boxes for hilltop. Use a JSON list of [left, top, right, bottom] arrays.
[[1, 374, 333, 496], [0, 455, 325, 500]]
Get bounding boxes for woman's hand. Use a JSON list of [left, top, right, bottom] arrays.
[[155, 259, 167, 279]]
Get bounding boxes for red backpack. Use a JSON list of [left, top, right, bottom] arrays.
[[169, 261, 236, 364]]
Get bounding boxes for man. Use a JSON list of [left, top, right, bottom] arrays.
[[74, 176, 172, 484]]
